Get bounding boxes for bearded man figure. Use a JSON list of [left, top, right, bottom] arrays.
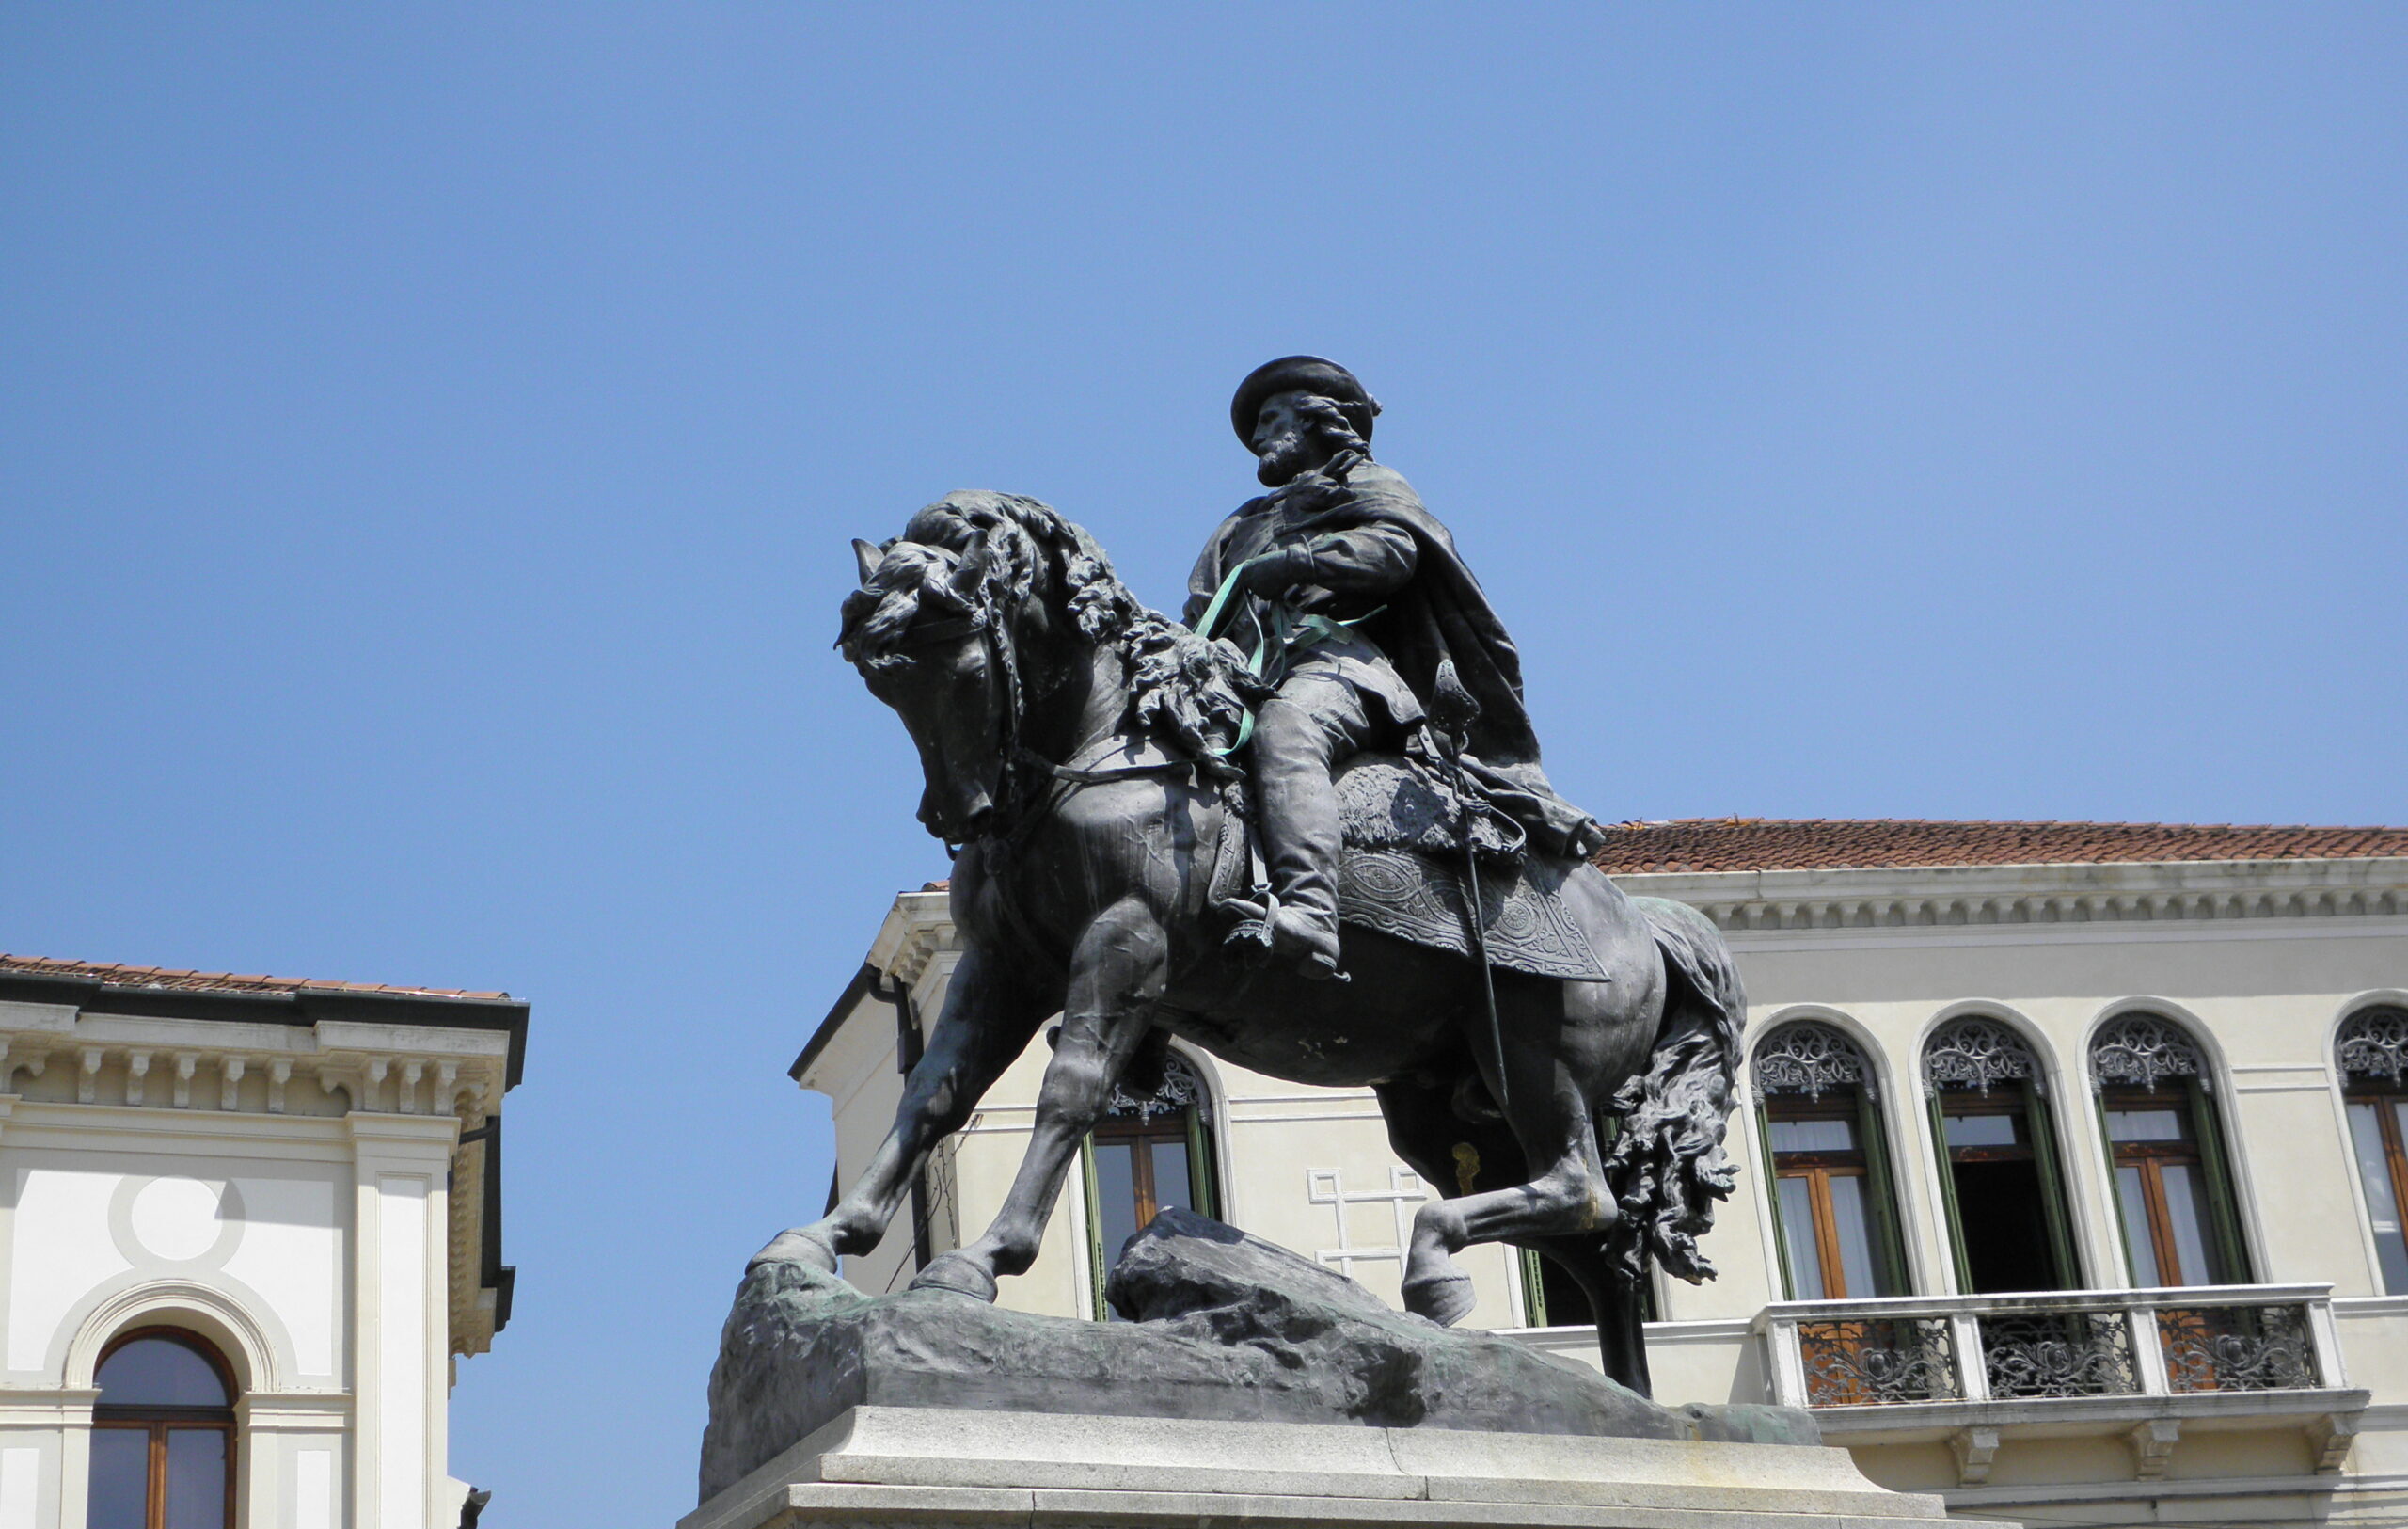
[[1185, 356, 1607, 980]]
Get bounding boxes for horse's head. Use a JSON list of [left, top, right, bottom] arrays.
[[838, 526, 1021, 842], [839, 489, 1262, 845]]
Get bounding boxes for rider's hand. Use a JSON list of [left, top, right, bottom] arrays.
[[1237, 549, 1312, 599]]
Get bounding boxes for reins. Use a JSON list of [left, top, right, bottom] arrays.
[[934, 587, 1203, 856], [1021, 751, 1198, 787]]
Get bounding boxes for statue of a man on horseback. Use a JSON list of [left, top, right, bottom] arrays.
[[759, 363, 1747, 1398], [1190, 357, 1607, 980]]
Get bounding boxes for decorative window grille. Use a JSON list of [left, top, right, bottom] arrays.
[[2340, 1006, 2408, 1086], [1756, 1022, 1874, 1102], [2091, 1015, 2207, 1092], [1923, 1018, 2040, 1094], [1104, 1050, 1204, 1119]]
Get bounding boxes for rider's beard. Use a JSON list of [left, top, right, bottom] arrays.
[[1255, 429, 1323, 486]]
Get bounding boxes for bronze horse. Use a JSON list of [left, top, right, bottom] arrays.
[[756, 490, 1745, 1394]]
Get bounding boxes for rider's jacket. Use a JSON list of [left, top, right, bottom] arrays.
[[1182, 451, 1424, 725], [1182, 450, 1606, 859]]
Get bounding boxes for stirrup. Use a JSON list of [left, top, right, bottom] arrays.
[[1221, 891, 1348, 981]]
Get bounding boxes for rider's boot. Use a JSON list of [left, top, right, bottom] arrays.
[[1258, 901, 1342, 980], [1249, 719, 1349, 981]]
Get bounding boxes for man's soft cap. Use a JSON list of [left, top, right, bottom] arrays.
[[1230, 356, 1381, 447]]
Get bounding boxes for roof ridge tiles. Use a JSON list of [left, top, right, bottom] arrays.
[[1588, 817, 2408, 874], [0, 951, 512, 1002]]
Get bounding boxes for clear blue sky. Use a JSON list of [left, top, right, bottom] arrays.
[[4, 6, 2402, 1523]]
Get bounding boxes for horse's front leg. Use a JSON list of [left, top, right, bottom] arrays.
[[752, 945, 1047, 1272], [912, 899, 1167, 1301]]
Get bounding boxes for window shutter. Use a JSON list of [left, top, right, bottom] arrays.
[[1928, 1089, 1975, 1294], [1079, 1135, 1107, 1319], [2092, 1089, 2142, 1286], [2025, 1081, 2081, 1289], [1520, 1247, 1551, 1326], [1856, 1085, 1909, 1297], [1183, 1104, 1219, 1221], [2187, 1077, 2249, 1283], [1752, 1099, 1799, 1300]]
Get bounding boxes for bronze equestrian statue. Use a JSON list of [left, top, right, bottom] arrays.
[[754, 360, 1746, 1396]]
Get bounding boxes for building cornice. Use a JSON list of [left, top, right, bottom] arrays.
[[842, 858, 2408, 980], [869, 891, 957, 990], [0, 968, 527, 1086], [1610, 855, 2408, 935]]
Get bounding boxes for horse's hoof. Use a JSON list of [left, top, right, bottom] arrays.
[[749, 1225, 841, 1274], [909, 1251, 1000, 1302], [1402, 1269, 1478, 1327]]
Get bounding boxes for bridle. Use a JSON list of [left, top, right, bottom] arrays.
[[899, 589, 1196, 858]]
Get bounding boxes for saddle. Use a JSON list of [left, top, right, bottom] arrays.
[[1211, 753, 1613, 982]]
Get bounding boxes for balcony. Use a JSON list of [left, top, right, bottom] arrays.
[[1754, 1285, 2368, 1488]]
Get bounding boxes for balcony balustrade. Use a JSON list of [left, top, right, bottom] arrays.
[[1753, 1285, 2366, 1488]]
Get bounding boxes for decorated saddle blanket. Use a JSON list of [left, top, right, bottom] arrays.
[[1213, 754, 1612, 982]]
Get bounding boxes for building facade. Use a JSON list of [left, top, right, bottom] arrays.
[[0, 954, 525, 1529], [799, 820, 2408, 1525]]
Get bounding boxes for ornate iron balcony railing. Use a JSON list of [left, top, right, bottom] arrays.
[[1759, 1284, 2340, 1410]]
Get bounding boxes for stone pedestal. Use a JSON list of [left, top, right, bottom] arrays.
[[681, 1405, 1952, 1529], [704, 1213, 1819, 1499]]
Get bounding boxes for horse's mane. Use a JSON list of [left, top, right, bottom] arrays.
[[839, 490, 1264, 775]]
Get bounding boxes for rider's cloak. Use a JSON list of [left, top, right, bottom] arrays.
[[1183, 450, 1607, 860]]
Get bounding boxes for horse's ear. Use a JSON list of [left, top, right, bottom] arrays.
[[948, 539, 992, 602], [852, 538, 883, 586]]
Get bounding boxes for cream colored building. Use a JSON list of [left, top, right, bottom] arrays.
[[0, 953, 525, 1529], [798, 820, 2408, 1526]]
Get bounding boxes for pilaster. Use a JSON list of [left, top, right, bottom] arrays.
[[348, 1113, 457, 1529]]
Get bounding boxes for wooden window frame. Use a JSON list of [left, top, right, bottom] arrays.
[[1762, 1093, 1906, 1300], [1082, 1081, 1220, 1318], [2098, 1085, 2246, 1288], [89, 1327, 238, 1529], [2344, 1076, 2408, 1293], [1091, 1111, 1196, 1234]]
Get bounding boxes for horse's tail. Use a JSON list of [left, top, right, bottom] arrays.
[[1602, 896, 1747, 1288]]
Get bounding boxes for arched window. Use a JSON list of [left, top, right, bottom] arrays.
[[1083, 1050, 1220, 1315], [87, 1328, 236, 1529], [2090, 1014, 2247, 1287], [1924, 1018, 2080, 1293], [2338, 1006, 2408, 1294], [1752, 1023, 1908, 1299]]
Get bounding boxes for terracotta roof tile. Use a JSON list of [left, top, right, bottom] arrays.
[[1591, 819, 2408, 875], [0, 952, 511, 1002]]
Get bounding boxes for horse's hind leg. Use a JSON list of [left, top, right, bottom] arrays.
[[1526, 1234, 1656, 1398], [1373, 1047, 1658, 1396], [1399, 976, 1623, 1327]]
